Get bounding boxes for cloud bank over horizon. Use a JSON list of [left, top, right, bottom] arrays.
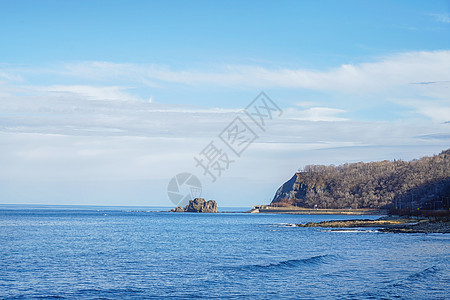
[[1, 49, 449, 206]]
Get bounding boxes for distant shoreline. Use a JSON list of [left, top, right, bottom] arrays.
[[248, 205, 387, 215]]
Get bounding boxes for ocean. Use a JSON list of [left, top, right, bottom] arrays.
[[0, 205, 449, 299]]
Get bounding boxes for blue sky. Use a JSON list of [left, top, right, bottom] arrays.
[[1, 1, 448, 65], [0, 1, 449, 207]]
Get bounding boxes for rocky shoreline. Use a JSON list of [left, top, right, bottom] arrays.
[[249, 206, 386, 215], [297, 217, 450, 233]]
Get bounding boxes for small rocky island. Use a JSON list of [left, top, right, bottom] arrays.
[[171, 198, 217, 213]]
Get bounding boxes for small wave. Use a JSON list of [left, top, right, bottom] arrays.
[[389, 266, 441, 290], [234, 254, 335, 272], [407, 266, 440, 280]]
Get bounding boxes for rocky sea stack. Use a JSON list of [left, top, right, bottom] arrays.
[[171, 198, 217, 213]]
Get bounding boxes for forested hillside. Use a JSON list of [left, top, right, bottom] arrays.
[[271, 149, 450, 210]]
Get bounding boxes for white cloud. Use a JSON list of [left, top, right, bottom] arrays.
[[42, 85, 142, 102], [396, 98, 450, 123], [0, 71, 23, 82], [283, 107, 348, 122], [430, 13, 450, 23], [1, 87, 448, 206], [49, 50, 450, 95], [420, 106, 450, 123], [0, 87, 242, 140]]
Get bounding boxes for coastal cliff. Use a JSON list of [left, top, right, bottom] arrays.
[[271, 149, 450, 210]]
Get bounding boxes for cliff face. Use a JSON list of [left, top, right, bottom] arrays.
[[271, 149, 450, 209], [272, 173, 307, 204]]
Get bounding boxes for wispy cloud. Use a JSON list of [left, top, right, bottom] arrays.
[[0, 51, 449, 183], [430, 13, 450, 23], [1, 83, 448, 205], [1, 50, 449, 124], [0, 72, 23, 82], [2, 50, 448, 96], [1, 88, 447, 184], [283, 107, 348, 122], [47, 50, 449, 95], [42, 85, 144, 102], [409, 101, 450, 123]]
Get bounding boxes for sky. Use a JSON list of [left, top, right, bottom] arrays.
[[0, 0, 449, 207]]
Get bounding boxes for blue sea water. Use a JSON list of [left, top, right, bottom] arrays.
[[0, 205, 449, 299]]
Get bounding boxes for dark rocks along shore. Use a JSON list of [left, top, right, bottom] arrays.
[[297, 217, 450, 233]]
